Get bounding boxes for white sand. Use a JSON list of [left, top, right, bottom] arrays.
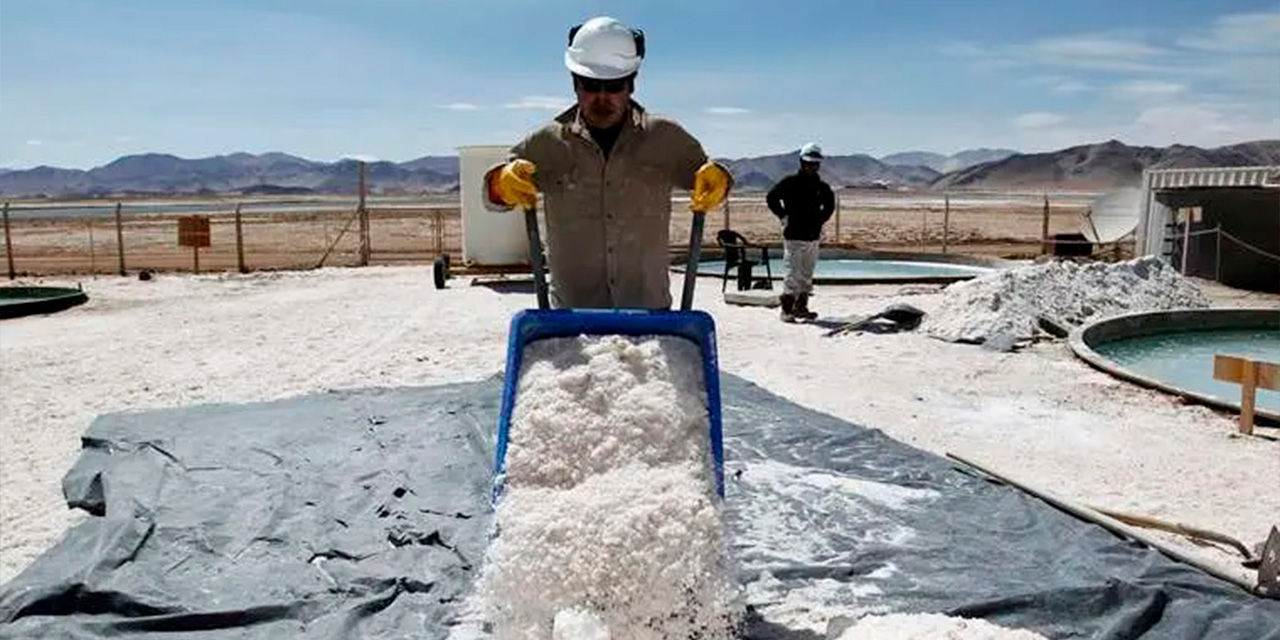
[[2, 266, 1277, 634]]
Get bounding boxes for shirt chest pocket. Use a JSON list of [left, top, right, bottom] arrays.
[[621, 162, 671, 216]]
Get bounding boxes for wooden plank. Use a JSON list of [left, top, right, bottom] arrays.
[[1214, 354, 1245, 382], [1215, 354, 1280, 390], [1214, 354, 1278, 436], [1260, 361, 1279, 391], [1241, 360, 1257, 436]]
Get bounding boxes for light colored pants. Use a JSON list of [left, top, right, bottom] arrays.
[[783, 240, 819, 295]]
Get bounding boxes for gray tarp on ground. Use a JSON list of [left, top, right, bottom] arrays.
[[2, 374, 1278, 639]]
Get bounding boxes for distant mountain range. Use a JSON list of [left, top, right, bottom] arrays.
[[931, 140, 1280, 190], [717, 152, 942, 190], [0, 153, 459, 199], [879, 148, 1019, 173], [2, 140, 1278, 198]]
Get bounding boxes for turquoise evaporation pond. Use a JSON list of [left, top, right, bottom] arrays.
[[696, 258, 992, 279], [1093, 327, 1280, 413]]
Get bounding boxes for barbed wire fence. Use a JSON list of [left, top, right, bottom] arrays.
[[2, 190, 1138, 280]]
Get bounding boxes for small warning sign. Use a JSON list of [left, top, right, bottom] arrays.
[[178, 216, 211, 248]]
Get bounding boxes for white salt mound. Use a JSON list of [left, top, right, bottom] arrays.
[[480, 334, 741, 640], [922, 257, 1209, 344], [553, 608, 611, 640], [481, 462, 740, 640], [505, 334, 710, 489], [835, 613, 1050, 640]]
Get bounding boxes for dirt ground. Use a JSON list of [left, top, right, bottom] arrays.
[[1, 191, 1111, 276]]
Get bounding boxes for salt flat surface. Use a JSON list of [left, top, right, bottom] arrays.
[[2, 265, 1276, 636]]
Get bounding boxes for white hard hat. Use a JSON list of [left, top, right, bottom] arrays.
[[800, 142, 823, 162], [565, 17, 645, 80]]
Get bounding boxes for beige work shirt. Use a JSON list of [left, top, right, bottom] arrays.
[[486, 101, 707, 309]]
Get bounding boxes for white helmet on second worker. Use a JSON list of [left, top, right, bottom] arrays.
[[800, 142, 823, 163], [565, 16, 645, 80]]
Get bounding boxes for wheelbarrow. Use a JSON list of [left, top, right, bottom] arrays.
[[491, 206, 725, 503]]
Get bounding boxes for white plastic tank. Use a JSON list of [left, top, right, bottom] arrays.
[[457, 145, 530, 267]]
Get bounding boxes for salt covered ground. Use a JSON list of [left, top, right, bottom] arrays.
[[2, 265, 1277, 633]]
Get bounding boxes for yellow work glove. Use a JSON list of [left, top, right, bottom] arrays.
[[490, 159, 538, 209], [690, 162, 732, 212]]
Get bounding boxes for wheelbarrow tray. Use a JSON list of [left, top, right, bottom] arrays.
[[492, 308, 725, 502]]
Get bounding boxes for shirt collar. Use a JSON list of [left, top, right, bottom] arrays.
[[558, 100, 647, 140]]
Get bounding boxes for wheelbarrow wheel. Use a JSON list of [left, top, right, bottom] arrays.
[[433, 255, 449, 290]]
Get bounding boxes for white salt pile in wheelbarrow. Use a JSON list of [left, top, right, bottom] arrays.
[[477, 334, 742, 640]]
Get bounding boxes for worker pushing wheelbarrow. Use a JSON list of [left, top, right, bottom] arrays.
[[482, 15, 733, 311], [481, 16, 735, 501]]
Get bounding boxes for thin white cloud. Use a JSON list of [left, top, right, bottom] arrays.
[[502, 96, 567, 111], [952, 32, 1171, 74], [704, 107, 750, 115], [1008, 106, 1279, 153], [1136, 105, 1234, 135], [1178, 10, 1280, 53], [938, 41, 985, 58], [437, 102, 480, 111], [1113, 80, 1187, 99], [114, 135, 134, 142], [1014, 112, 1066, 129], [1032, 35, 1163, 60], [25, 139, 42, 146], [1021, 34, 1167, 72], [1050, 79, 1092, 94]]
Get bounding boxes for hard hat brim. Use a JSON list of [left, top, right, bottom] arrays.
[[565, 50, 640, 80]]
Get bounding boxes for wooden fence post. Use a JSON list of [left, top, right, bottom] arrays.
[[235, 204, 247, 273], [942, 195, 951, 254], [3, 202, 13, 280], [114, 202, 126, 275], [834, 193, 841, 245], [358, 161, 370, 266], [921, 208, 927, 252], [1041, 195, 1050, 255]]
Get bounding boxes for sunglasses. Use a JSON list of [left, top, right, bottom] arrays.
[[575, 76, 631, 94]]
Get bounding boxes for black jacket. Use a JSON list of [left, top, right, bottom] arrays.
[[766, 171, 835, 241]]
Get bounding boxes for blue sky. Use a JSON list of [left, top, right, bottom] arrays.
[[1, 0, 1278, 169]]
